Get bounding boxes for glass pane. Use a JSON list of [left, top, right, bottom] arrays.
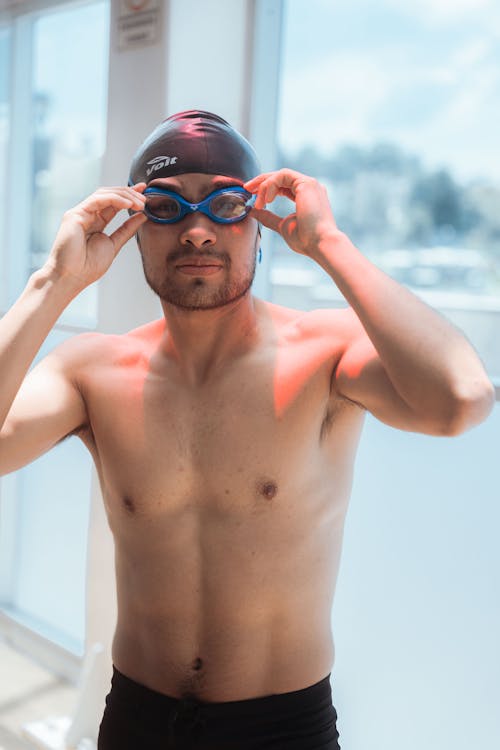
[[274, 0, 500, 376], [0, 1, 109, 654], [0, 26, 10, 310], [13, 438, 92, 655], [335, 402, 500, 750], [30, 0, 110, 324], [4, 329, 92, 655]]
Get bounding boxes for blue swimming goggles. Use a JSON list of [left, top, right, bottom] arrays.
[[143, 185, 256, 224]]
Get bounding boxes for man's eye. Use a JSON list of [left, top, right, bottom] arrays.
[[147, 197, 179, 218], [211, 194, 247, 217]]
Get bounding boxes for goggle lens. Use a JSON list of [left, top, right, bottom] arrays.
[[145, 195, 181, 221], [209, 192, 250, 219]]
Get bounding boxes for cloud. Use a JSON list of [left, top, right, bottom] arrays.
[[409, 62, 500, 179], [278, 27, 500, 182], [383, 0, 498, 26], [278, 53, 391, 154]]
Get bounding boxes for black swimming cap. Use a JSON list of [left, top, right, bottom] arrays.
[[128, 110, 261, 185]]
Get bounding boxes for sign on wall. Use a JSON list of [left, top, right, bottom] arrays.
[[117, 0, 162, 50]]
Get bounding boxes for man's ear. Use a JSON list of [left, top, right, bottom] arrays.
[[255, 224, 261, 250]]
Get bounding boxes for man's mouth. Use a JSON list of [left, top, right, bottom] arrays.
[[176, 261, 223, 276]]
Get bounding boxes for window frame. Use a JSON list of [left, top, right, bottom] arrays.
[[0, 0, 109, 672]]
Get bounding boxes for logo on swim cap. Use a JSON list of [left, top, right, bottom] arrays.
[[146, 155, 178, 177]]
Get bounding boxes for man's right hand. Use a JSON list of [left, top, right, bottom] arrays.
[[43, 184, 148, 293], [0, 183, 149, 473]]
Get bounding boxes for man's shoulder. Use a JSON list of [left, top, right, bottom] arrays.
[[49, 320, 163, 371], [256, 298, 358, 340]]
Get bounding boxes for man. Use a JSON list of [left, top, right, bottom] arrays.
[[0, 111, 494, 750]]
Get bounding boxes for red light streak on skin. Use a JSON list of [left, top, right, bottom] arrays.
[[266, 311, 341, 419], [273, 345, 320, 418]]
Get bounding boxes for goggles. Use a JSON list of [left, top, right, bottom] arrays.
[[142, 185, 256, 224]]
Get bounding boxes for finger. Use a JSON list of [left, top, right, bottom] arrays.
[[130, 182, 147, 194], [245, 168, 308, 192], [109, 212, 147, 256], [266, 182, 281, 204], [98, 185, 147, 200], [85, 187, 146, 211], [271, 168, 310, 184], [76, 194, 144, 232], [253, 179, 275, 210], [254, 174, 305, 209], [266, 172, 308, 201], [244, 172, 274, 191], [254, 180, 286, 209], [106, 187, 146, 207], [249, 207, 283, 234], [97, 205, 123, 226], [97, 194, 145, 225], [78, 193, 140, 214]]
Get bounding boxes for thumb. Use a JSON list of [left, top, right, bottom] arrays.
[[250, 207, 283, 234], [109, 212, 147, 256]]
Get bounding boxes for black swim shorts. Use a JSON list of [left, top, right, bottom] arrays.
[[98, 665, 341, 749]]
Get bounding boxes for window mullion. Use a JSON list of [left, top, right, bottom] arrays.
[[0, 473, 21, 605], [6, 11, 34, 307]]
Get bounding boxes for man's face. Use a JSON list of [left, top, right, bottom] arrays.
[[136, 173, 260, 311]]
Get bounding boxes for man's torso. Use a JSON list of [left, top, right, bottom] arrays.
[[74, 300, 365, 700]]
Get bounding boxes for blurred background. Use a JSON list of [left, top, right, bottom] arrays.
[[0, 0, 498, 749]]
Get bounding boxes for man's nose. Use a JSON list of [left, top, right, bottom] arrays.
[[179, 213, 217, 249]]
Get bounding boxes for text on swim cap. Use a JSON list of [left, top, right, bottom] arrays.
[[146, 155, 178, 177]]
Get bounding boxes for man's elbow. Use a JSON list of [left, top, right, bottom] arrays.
[[439, 378, 496, 436]]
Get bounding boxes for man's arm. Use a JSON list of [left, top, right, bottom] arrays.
[[246, 169, 495, 435], [0, 185, 146, 476], [0, 270, 88, 476]]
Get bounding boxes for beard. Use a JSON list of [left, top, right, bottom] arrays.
[[140, 249, 257, 311]]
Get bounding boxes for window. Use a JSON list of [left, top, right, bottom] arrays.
[[0, 0, 109, 656], [3, 0, 109, 325], [30, 3, 109, 281], [273, 0, 500, 377]]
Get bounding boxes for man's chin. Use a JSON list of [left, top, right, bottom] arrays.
[[162, 288, 252, 311], [146, 280, 254, 311]]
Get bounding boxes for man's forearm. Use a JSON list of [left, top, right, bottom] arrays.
[[0, 266, 78, 430], [314, 230, 495, 420]]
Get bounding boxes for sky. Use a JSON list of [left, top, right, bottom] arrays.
[[33, 1, 109, 153], [278, 0, 500, 183], [5, 0, 498, 185]]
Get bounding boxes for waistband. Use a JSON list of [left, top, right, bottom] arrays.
[[108, 665, 334, 720]]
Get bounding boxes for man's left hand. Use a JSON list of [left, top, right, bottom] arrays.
[[244, 168, 339, 258]]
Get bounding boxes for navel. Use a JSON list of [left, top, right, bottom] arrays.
[[192, 657, 204, 671]]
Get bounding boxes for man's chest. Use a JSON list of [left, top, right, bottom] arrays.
[[88, 354, 323, 456], [78, 337, 359, 521]]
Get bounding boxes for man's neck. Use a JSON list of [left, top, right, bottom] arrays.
[[158, 293, 261, 385]]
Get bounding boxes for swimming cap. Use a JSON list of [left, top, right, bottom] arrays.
[[128, 110, 261, 185]]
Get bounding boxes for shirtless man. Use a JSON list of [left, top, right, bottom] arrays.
[[0, 111, 495, 750]]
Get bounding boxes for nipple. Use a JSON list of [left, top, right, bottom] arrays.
[[258, 480, 278, 500]]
